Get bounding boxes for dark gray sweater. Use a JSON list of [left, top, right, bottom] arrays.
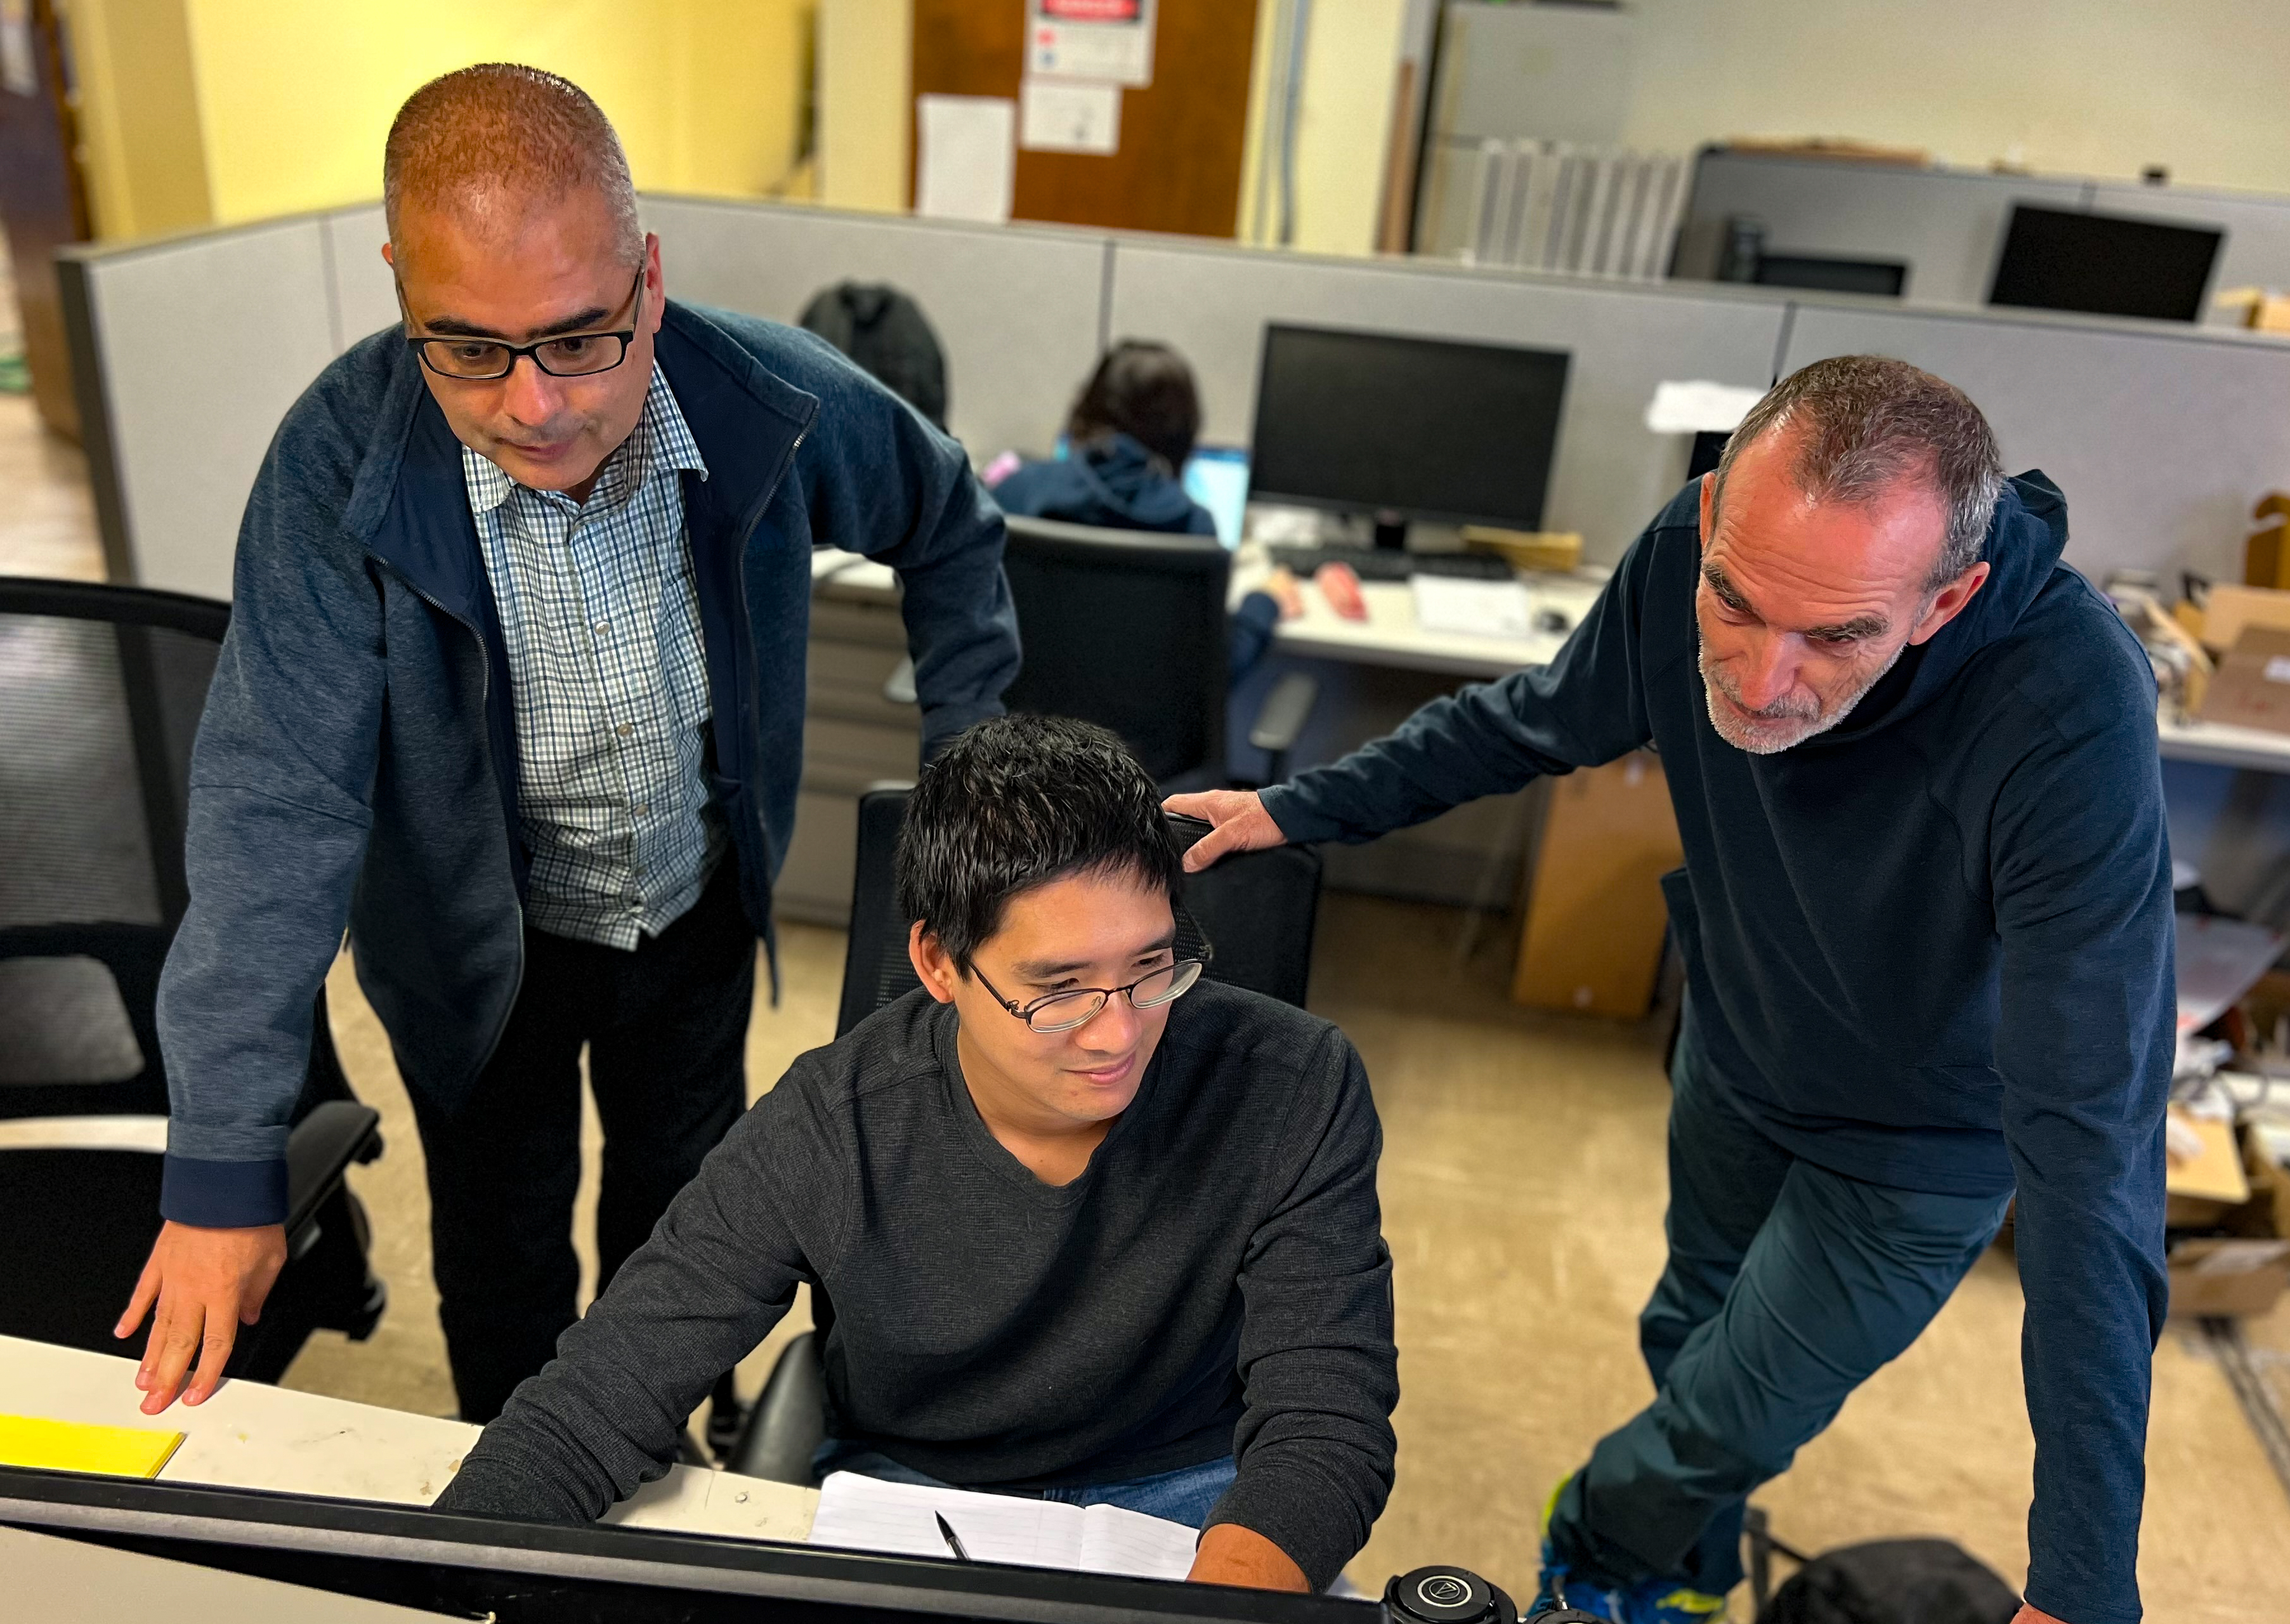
[[436, 981, 1397, 1588]]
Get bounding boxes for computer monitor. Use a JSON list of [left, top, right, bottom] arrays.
[[1987, 204, 2223, 323], [1247, 324, 1570, 549], [1751, 252, 1907, 298], [0, 1467, 1364, 1624], [1182, 445, 1251, 547]]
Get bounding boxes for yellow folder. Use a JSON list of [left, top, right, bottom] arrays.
[[0, 1413, 185, 1479]]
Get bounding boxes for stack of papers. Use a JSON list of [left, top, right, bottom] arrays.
[[1411, 575, 1535, 641], [807, 1470, 1198, 1581], [0, 1413, 183, 1478]]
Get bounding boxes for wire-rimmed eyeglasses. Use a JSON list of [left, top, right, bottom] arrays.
[[404, 268, 644, 381], [971, 957, 1207, 1034]]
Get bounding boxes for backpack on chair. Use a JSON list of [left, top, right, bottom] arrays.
[[797, 281, 950, 431]]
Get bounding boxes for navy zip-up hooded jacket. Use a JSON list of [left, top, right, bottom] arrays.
[[155, 301, 1019, 1231], [1262, 475, 2169, 1624], [989, 433, 1218, 536]]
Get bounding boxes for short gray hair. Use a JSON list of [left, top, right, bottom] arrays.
[[1715, 355, 2003, 593], [383, 64, 642, 268]]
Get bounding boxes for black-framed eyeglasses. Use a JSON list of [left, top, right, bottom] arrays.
[[971, 956, 1207, 1035], [403, 268, 644, 381]]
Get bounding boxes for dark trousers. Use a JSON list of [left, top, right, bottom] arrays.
[[410, 859, 756, 1423], [1547, 1017, 2012, 1595]]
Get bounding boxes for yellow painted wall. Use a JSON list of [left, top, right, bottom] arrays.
[[1286, 0, 1405, 256], [63, 0, 215, 239], [75, 0, 814, 232], [815, 0, 909, 213]]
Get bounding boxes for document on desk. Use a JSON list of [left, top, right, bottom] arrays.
[[1411, 574, 1534, 640], [808, 1470, 1197, 1581]]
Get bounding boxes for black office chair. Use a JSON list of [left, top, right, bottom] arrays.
[[1000, 514, 1318, 791], [0, 577, 386, 1380], [725, 787, 1323, 1484]]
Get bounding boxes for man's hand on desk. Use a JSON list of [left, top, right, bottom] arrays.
[[1187, 1524, 1309, 1592], [114, 1219, 287, 1413], [1162, 789, 1286, 874]]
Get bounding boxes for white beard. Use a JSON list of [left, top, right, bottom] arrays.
[[1698, 637, 1906, 755]]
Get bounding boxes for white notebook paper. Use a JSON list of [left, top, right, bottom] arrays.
[[1411, 574, 1535, 641], [807, 1470, 1198, 1581]]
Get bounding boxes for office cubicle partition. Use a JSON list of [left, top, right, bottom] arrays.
[[1670, 151, 2090, 308], [1780, 303, 2290, 587], [59, 188, 2290, 601], [1676, 146, 2290, 325], [641, 197, 1109, 469], [1106, 240, 1784, 566]]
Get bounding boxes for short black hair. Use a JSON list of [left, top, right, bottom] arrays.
[[896, 715, 1183, 972], [1066, 339, 1202, 473]]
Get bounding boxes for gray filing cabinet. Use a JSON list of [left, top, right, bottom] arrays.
[[777, 566, 919, 927]]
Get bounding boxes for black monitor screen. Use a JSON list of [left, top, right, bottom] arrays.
[[1248, 325, 1569, 529], [1753, 253, 1907, 298], [1987, 204, 2223, 323]]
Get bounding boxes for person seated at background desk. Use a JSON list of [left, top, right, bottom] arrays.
[[436, 715, 1398, 1594], [986, 339, 1300, 676]]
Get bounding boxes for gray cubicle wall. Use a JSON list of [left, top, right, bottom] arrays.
[[1106, 241, 1788, 565], [639, 195, 1106, 466], [1778, 301, 2290, 585], [1678, 148, 2290, 325], [1672, 152, 2090, 308], [58, 190, 2290, 606]]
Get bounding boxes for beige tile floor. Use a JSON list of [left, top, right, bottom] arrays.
[[5, 349, 2286, 1620]]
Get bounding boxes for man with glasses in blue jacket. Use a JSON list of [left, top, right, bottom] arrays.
[[117, 63, 1019, 1425]]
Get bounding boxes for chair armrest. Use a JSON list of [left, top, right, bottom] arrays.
[[1247, 671, 1319, 756], [284, 1101, 382, 1245], [726, 1331, 828, 1486]]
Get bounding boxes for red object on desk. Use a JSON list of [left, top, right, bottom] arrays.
[[1316, 562, 1368, 621]]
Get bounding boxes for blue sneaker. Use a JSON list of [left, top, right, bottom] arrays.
[[1532, 1476, 1728, 1624]]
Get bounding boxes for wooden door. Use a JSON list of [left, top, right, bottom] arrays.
[[911, 0, 1259, 239], [0, 0, 91, 440]]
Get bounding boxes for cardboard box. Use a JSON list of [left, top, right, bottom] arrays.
[[2189, 583, 2290, 657], [1513, 752, 1683, 1018], [2197, 625, 2290, 736], [2168, 1238, 2290, 1317], [2168, 1124, 2290, 1318]]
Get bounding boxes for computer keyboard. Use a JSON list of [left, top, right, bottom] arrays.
[[1264, 544, 1516, 582]]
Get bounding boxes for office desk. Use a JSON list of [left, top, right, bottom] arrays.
[[2158, 708, 2290, 775], [0, 1335, 818, 1541], [1229, 549, 1610, 680]]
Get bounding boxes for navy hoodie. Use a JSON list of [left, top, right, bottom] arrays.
[[990, 432, 1218, 536], [1263, 475, 2169, 1624]]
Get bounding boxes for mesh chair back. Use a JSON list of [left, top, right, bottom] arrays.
[[999, 516, 1230, 786], [0, 579, 226, 1116], [833, 790, 1320, 1039]]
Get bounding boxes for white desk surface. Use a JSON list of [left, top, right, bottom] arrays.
[[1, 1335, 817, 1543], [2157, 708, 2290, 773], [6, 1524, 458, 1622], [1232, 551, 1606, 681]]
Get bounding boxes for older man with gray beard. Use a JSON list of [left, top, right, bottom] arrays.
[[1171, 357, 2169, 1624]]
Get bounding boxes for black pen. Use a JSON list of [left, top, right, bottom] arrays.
[[934, 1511, 972, 1562]]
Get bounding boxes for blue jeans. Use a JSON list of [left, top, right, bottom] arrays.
[[1546, 1019, 2012, 1596], [813, 1439, 1240, 1529]]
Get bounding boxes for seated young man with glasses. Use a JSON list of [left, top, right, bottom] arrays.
[[437, 714, 1398, 1593]]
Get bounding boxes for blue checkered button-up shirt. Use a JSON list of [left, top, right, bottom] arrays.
[[463, 365, 721, 950]]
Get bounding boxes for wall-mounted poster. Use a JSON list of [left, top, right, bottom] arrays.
[[1028, 0, 1156, 88]]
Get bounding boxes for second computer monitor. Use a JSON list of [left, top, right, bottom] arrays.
[[1248, 324, 1569, 544], [1987, 204, 2223, 324]]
